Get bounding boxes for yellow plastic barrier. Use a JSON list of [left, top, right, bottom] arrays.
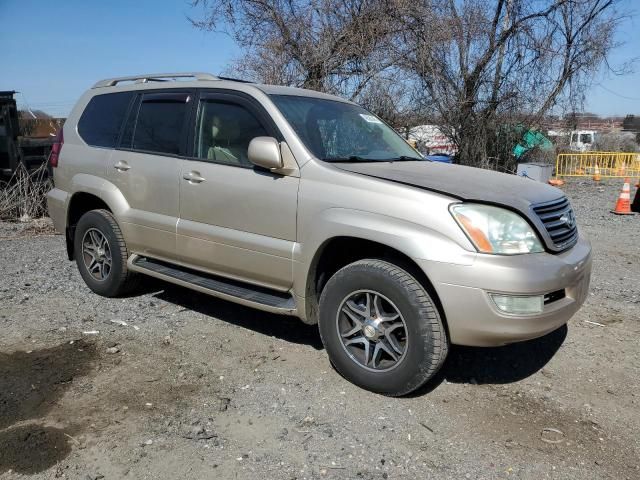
[[555, 152, 640, 178]]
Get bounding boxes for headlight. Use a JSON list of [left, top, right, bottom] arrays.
[[450, 204, 544, 254]]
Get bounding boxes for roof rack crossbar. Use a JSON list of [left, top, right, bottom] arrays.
[[92, 72, 219, 88]]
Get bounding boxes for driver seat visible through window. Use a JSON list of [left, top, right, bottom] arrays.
[[206, 115, 243, 165], [195, 99, 268, 167]]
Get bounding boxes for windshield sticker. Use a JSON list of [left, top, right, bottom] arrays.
[[359, 114, 382, 124]]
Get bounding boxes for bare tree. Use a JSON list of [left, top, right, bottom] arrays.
[[191, 0, 627, 170], [191, 0, 396, 100], [395, 0, 626, 169], [356, 75, 434, 133]]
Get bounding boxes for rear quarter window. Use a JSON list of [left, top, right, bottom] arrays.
[[78, 92, 134, 148]]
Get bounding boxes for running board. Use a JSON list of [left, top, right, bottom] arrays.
[[128, 255, 297, 315]]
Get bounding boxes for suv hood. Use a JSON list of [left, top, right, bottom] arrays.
[[332, 161, 563, 213], [332, 160, 577, 253]]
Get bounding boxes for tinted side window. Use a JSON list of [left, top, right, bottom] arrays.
[[194, 100, 268, 167], [78, 92, 134, 148], [132, 93, 190, 155]]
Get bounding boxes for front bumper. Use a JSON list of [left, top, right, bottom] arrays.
[[419, 234, 592, 347]]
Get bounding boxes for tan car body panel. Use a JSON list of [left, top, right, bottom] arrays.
[[177, 159, 298, 290], [47, 76, 592, 347], [108, 148, 180, 259]]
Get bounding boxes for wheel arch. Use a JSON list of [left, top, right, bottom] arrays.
[[64, 175, 130, 260], [65, 192, 111, 259], [303, 236, 449, 339]]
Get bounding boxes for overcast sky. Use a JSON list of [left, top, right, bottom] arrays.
[[2, 0, 638, 118]]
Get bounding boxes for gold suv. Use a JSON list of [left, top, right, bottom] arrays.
[[47, 73, 592, 395]]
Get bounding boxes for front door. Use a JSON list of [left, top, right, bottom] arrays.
[[177, 91, 299, 291], [109, 90, 191, 260]]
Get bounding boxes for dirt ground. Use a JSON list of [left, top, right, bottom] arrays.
[[0, 178, 638, 480]]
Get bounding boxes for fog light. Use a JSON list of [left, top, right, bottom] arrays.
[[490, 294, 544, 315]]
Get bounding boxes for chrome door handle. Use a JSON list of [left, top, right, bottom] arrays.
[[113, 161, 131, 171], [183, 171, 205, 183]]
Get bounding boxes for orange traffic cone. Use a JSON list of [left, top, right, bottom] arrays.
[[548, 178, 565, 186], [612, 178, 634, 215], [593, 163, 601, 182]]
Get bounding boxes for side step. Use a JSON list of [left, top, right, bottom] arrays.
[[128, 255, 297, 315]]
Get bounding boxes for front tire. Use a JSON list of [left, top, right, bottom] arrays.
[[318, 259, 448, 396], [73, 209, 138, 297]]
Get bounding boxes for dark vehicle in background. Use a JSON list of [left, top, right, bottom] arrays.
[[0, 91, 57, 176]]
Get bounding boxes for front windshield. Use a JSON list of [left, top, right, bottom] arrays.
[[270, 94, 422, 162]]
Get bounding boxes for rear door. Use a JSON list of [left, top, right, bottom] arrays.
[[109, 90, 192, 260], [177, 90, 299, 290]]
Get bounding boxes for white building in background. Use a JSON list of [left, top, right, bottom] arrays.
[[407, 125, 457, 156]]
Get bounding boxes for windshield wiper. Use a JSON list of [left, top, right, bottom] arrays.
[[385, 156, 423, 162], [325, 155, 422, 163], [324, 156, 376, 163]]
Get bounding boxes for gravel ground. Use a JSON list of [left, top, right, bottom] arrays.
[[0, 178, 639, 480]]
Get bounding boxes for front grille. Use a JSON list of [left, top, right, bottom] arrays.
[[532, 197, 578, 251]]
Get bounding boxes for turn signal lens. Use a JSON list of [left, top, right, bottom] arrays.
[[456, 213, 494, 253]]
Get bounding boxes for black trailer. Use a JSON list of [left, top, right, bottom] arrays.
[[0, 91, 54, 176]]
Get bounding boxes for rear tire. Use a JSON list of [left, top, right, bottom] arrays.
[[73, 209, 139, 297], [318, 259, 448, 396]]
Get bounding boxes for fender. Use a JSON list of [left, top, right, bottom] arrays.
[[67, 173, 131, 223], [292, 207, 477, 322], [53, 175, 132, 260]]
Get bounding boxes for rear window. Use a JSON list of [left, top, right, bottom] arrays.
[[78, 92, 134, 148], [130, 92, 190, 155]]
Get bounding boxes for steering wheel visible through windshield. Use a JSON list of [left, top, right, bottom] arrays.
[[269, 94, 422, 162]]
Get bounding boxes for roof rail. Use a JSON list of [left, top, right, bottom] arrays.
[[92, 72, 219, 88], [217, 75, 254, 84]]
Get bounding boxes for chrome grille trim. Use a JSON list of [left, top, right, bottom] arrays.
[[532, 197, 578, 251]]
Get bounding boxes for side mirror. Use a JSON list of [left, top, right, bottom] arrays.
[[248, 137, 283, 170]]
